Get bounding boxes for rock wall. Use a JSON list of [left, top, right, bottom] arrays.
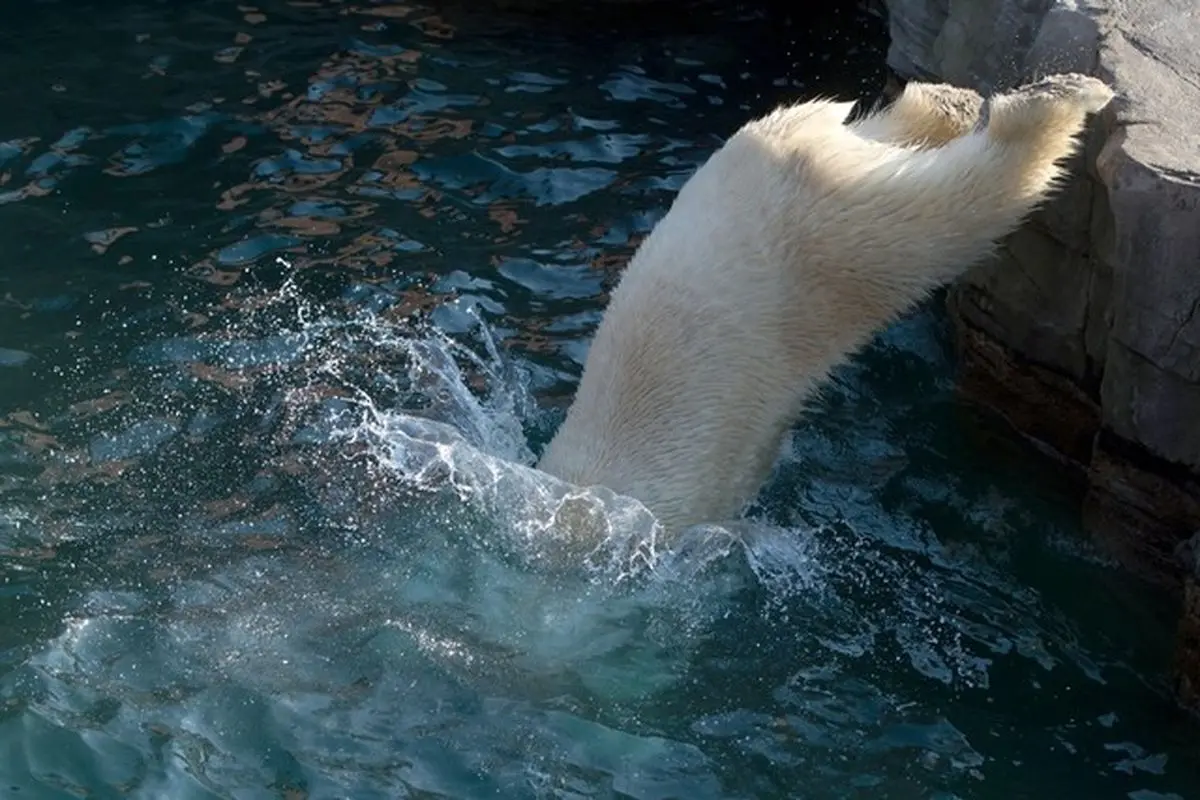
[[880, 0, 1200, 709]]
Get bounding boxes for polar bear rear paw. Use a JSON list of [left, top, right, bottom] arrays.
[[1008, 73, 1115, 113], [901, 82, 985, 137], [985, 73, 1115, 143], [853, 81, 984, 148]]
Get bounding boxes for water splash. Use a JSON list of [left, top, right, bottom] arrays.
[[2, 258, 1188, 798], [1, 0, 1193, 791]]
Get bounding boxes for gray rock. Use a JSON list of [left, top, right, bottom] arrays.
[[1176, 576, 1200, 709], [1095, 1, 1200, 469], [1025, 1, 1103, 78], [881, 0, 1200, 709], [1174, 530, 1200, 583], [884, 0, 947, 80], [883, 0, 1200, 550]]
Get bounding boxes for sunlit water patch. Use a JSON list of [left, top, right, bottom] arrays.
[[1, 0, 1197, 798]]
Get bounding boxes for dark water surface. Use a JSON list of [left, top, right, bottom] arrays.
[[1, 1, 1197, 797]]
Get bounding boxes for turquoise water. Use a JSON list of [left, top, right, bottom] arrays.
[[1, 1, 1197, 797]]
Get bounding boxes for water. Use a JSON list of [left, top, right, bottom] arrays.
[[1, 1, 1197, 797]]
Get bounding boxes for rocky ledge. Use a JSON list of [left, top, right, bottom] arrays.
[[881, 0, 1200, 710]]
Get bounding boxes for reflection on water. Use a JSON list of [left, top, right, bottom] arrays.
[[0, 1, 1197, 797]]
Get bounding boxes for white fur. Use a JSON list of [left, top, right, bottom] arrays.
[[538, 74, 1115, 539]]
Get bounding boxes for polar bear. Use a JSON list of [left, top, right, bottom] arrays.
[[537, 73, 1115, 539]]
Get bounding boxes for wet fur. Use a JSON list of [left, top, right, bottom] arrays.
[[538, 73, 1115, 539]]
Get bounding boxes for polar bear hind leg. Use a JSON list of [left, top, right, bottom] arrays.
[[536, 73, 1114, 541], [755, 71, 1116, 355]]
